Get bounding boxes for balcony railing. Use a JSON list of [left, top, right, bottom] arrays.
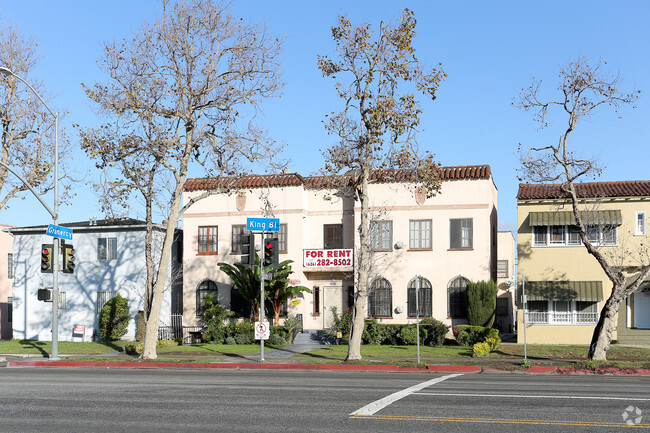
[[525, 311, 599, 325]]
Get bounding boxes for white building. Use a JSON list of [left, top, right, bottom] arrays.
[[10, 218, 182, 341], [182, 165, 512, 331]]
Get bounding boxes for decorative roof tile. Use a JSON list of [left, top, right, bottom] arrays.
[[518, 181, 650, 200], [184, 165, 491, 192]]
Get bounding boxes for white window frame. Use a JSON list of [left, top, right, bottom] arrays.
[[98, 237, 118, 260], [371, 220, 393, 251], [525, 300, 598, 324], [636, 211, 646, 236], [409, 219, 432, 250], [533, 225, 617, 247]]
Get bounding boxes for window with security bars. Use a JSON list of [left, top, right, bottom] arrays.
[[368, 278, 392, 318], [409, 220, 432, 250], [450, 218, 473, 249], [448, 276, 469, 318], [497, 260, 508, 278], [98, 237, 117, 260], [196, 280, 218, 316], [198, 226, 218, 254], [407, 278, 432, 317], [96, 291, 117, 316], [324, 224, 343, 249], [7, 253, 13, 279], [371, 221, 393, 251]]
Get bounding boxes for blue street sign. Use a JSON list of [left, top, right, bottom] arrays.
[[247, 217, 280, 232], [46, 224, 73, 241]]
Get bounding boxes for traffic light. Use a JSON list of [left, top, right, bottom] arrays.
[[263, 237, 279, 268], [62, 244, 75, 274], [37, 288, 52, 302], [240, 234, 253, 267], [41, 244, 53, 273]]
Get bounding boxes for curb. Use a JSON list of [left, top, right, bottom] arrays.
[[6, 361, 650, 376]]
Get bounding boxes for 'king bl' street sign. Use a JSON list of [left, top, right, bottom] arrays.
[[247, 217, 280, 232]]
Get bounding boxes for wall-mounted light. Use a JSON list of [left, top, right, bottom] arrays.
[[395, 241, 404, 249]]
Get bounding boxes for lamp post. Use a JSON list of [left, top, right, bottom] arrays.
[[0, 66, 61, 361]]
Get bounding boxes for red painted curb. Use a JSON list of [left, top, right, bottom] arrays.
[[527, 366, 557, 374], [426, 365, 482, 374]]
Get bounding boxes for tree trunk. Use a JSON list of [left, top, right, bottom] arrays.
[[588, 285, 625, 360], [346, 169, 371, 361]]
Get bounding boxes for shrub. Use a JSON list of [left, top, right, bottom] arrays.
[[281, 315, 302, 343], [380, 325, 402, 345], [234, 333, 252, 345], [267, 334, 286, 346], [467, 280, 498, 328], [472, 341, 491, 358], [362, 319, 383, 345], [99, 294, 130, 341], [201, 293, 235, 343], [399, 325, 418, 345], [420, 318, 450, 347], [124, 343, 139, 355], [485, 336, 501, 351], [225, 336, 237, 345], [328, 307, 353, 343], [453, 325, 498, 346], [157, 339, 178, 348]]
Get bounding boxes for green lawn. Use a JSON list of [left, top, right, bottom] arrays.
[[1, 339, 648, 365]]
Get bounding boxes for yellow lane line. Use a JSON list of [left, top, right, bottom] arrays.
[[349, 414, 649, 429]]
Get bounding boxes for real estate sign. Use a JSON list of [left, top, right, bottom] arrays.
[[303, 249, 353, 268]]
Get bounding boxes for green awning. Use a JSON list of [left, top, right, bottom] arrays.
[[522, 281, 603, 301], [529, 210, 622, 227]]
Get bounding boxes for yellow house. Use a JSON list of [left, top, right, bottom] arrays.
[[517, 181, 650, 345]]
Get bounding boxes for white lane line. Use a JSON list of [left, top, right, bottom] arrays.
[[416, 392, 650, 402], [350, 374, 463, 416]]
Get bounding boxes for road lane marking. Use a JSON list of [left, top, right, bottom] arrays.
[[349, 374, 462, 416], [415, 392, 650, 402], [349, 414, 650, 428]]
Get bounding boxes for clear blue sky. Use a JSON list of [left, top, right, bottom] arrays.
[[0, 0, 648, 233]]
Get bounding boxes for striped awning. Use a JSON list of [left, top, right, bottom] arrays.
[[529, 210, 622, 227], [522, 281, 603, 301]]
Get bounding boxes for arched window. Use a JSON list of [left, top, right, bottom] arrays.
[[448, 276, 469, 318], [196, 280, 218, 316], [368, 278, 392, 318], [407, 277, 432, 317]]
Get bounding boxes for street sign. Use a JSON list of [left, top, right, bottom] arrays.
[[46, 224, 73, 241], [247, 217, 280, 232], [254, 321, 270, 340]]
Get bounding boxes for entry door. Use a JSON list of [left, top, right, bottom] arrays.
[[634, 291, 650, 329], [323, 287, 343, 329]]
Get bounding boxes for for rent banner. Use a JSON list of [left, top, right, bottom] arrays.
[[303, 249, 354, 268]]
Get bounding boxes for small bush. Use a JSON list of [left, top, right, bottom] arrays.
[[453, 325, 498, 346], [362, 319, 383, 345], [267, 334, 287, 346], [399, 325, 418, 345], [124, 343, 139, 355], [157, 339, 178, 348], [485, 336, 501, 351], [234, 333, 252, 345], [99, 294, 130, 341], [472, 341, 491, 358], [328, 307, 353, 343], [420, 318, 450, 347], [201, 293, 235, 343], [225, 336, 237, 345]]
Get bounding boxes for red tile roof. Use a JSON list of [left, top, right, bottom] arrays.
[[183, 165, 491, 192], [518, 181, 650, 200]]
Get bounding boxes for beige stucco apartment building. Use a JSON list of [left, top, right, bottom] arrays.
[[181, 165, 511, 332], [517, 181, 650, 345]]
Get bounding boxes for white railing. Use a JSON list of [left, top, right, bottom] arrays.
[[526, 311, 598, 325]]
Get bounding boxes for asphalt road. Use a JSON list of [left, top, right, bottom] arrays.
[[0, 368, 647, 432]]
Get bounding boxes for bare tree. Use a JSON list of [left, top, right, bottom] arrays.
[[80, 0, 284, 360], [0, 24, 74, 213], [516, 57, 648, 360], [317, 9, 445, 360]]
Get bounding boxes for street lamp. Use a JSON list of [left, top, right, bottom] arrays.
[[0, 66, 61, 361]]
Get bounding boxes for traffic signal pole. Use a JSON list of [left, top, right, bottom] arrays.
[[259, 231, 265, 362]]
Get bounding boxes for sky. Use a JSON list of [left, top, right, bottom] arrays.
[[0, 0, 648, 234]]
